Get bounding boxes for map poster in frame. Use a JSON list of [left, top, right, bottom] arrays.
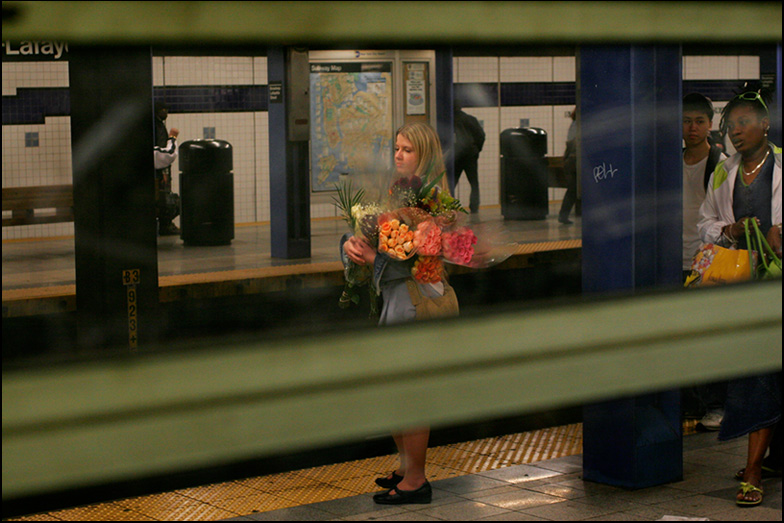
[[309, 62, 394, 193]]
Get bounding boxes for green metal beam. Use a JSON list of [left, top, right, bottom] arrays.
[[3, 280, 781, 499], [2, 1, 782, 44]]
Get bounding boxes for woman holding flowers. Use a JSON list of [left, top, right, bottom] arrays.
[[342, 122, 455, 505]]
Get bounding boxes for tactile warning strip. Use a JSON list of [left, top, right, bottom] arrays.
[[9, 421, 698, 521]]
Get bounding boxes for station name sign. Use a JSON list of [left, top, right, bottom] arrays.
[[3, 41, 69, 61], [310, 62, 391, 74]]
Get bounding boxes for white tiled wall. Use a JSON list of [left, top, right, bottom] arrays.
[[1, 54, 764, 240], [164, 56, 255, 86], [1, 61, 68, 96], [553, 57, 576, 82], [454, 57, 498, 83], [500, 57, 553, 83]]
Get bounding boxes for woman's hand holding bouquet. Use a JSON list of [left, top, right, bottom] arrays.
[[334, 181, 381, 313]]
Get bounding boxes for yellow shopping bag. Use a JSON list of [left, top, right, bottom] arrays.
[[684, 243, 753, 287]]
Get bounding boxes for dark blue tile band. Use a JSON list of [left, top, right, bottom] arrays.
[[1, 81, 755, 125], [3, 86, 269, 125], [682, 81, 756, 105], [500, 82, 576, 107], [153, 85, 268, 114], [2, 87, 69, 125]]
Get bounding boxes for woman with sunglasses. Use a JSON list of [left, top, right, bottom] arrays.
[[697, 91, 782, 507]]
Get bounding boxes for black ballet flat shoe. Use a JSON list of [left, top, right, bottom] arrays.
[[375, 472, 404, 489], [373, 481, 432, 505]]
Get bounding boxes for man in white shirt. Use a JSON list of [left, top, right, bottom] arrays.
[[682, 92, 727, 432], [683, 93, 726, 280]]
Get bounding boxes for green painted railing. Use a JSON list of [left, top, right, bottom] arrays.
[[3, 281, 780, 499], [3, 2, 781, 43]]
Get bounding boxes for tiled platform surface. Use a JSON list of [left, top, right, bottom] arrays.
[[228, 432, 781, 521], [2, 204, 580, 292]]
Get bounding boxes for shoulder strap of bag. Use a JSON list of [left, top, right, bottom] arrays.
[[405, 278, 424, 306], [704, 145, 723, 191]]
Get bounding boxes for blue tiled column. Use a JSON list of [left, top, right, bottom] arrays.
[[579, 45, 684, 489], [268, 47, 311, 259], [761, 44, 782, 147]]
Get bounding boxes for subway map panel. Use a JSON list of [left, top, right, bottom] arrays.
[[310, 62, 393, 192]]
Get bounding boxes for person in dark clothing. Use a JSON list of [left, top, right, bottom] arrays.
[[453, 101, 485, 214], [154, 101, 181, 236], [559, 108, 579, 224]]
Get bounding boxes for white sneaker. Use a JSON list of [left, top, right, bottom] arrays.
[[698, 409, 724, 431]]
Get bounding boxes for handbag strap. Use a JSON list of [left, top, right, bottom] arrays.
[[752, 218, 782, 269], [745, 219, 757, 275], [405, 278, 424, 306]]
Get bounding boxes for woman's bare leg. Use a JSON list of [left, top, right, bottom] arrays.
[[391, 433, 406, 477], [738, 427, 774, 504], [390, 427, 429, 493]]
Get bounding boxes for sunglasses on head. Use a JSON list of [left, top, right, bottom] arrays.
[[737, 92, 768, 113]]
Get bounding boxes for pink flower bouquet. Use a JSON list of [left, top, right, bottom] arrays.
[[442, 226, 478, 266]]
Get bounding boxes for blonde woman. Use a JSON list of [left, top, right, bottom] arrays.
[[342, 122, 455, 505]]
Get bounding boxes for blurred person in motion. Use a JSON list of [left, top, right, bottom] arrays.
[[154, 101, 181, 236], [698, 90, 782, 507], [342, 122, 457, 505], [558, 108, 580, 224], [453, 101, 485, 214], [681, 93, 727, 432]]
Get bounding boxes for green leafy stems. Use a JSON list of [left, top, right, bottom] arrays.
[[744, 219, 782, 280]]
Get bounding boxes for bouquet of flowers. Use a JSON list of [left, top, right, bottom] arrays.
[[332, 181, 382, 314], [384, 167, 485, 284], [335, 166, 517, 313]]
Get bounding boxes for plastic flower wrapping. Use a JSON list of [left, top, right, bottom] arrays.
[[332, 181, 382, 313], [334, 167, 517, 312]]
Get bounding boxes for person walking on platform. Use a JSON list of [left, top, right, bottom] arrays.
[[453, 101, 485, 214], [698, 90, 782, 507], [342, 122, 457, 505], [558, 108, 580, 224], [681, 93, 727, 432]]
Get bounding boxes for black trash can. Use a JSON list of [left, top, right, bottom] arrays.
[[500, 127, 549, 220], [179, 139, 234, 246]]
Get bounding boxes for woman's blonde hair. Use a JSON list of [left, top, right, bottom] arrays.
[[396, 121, 450, 195]]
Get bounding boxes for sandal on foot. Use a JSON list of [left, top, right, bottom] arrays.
[[734, 463, 782, 480], [736, 481, 763, 507], [375, 472, 404, 489], [373, 481, 432, 505]]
